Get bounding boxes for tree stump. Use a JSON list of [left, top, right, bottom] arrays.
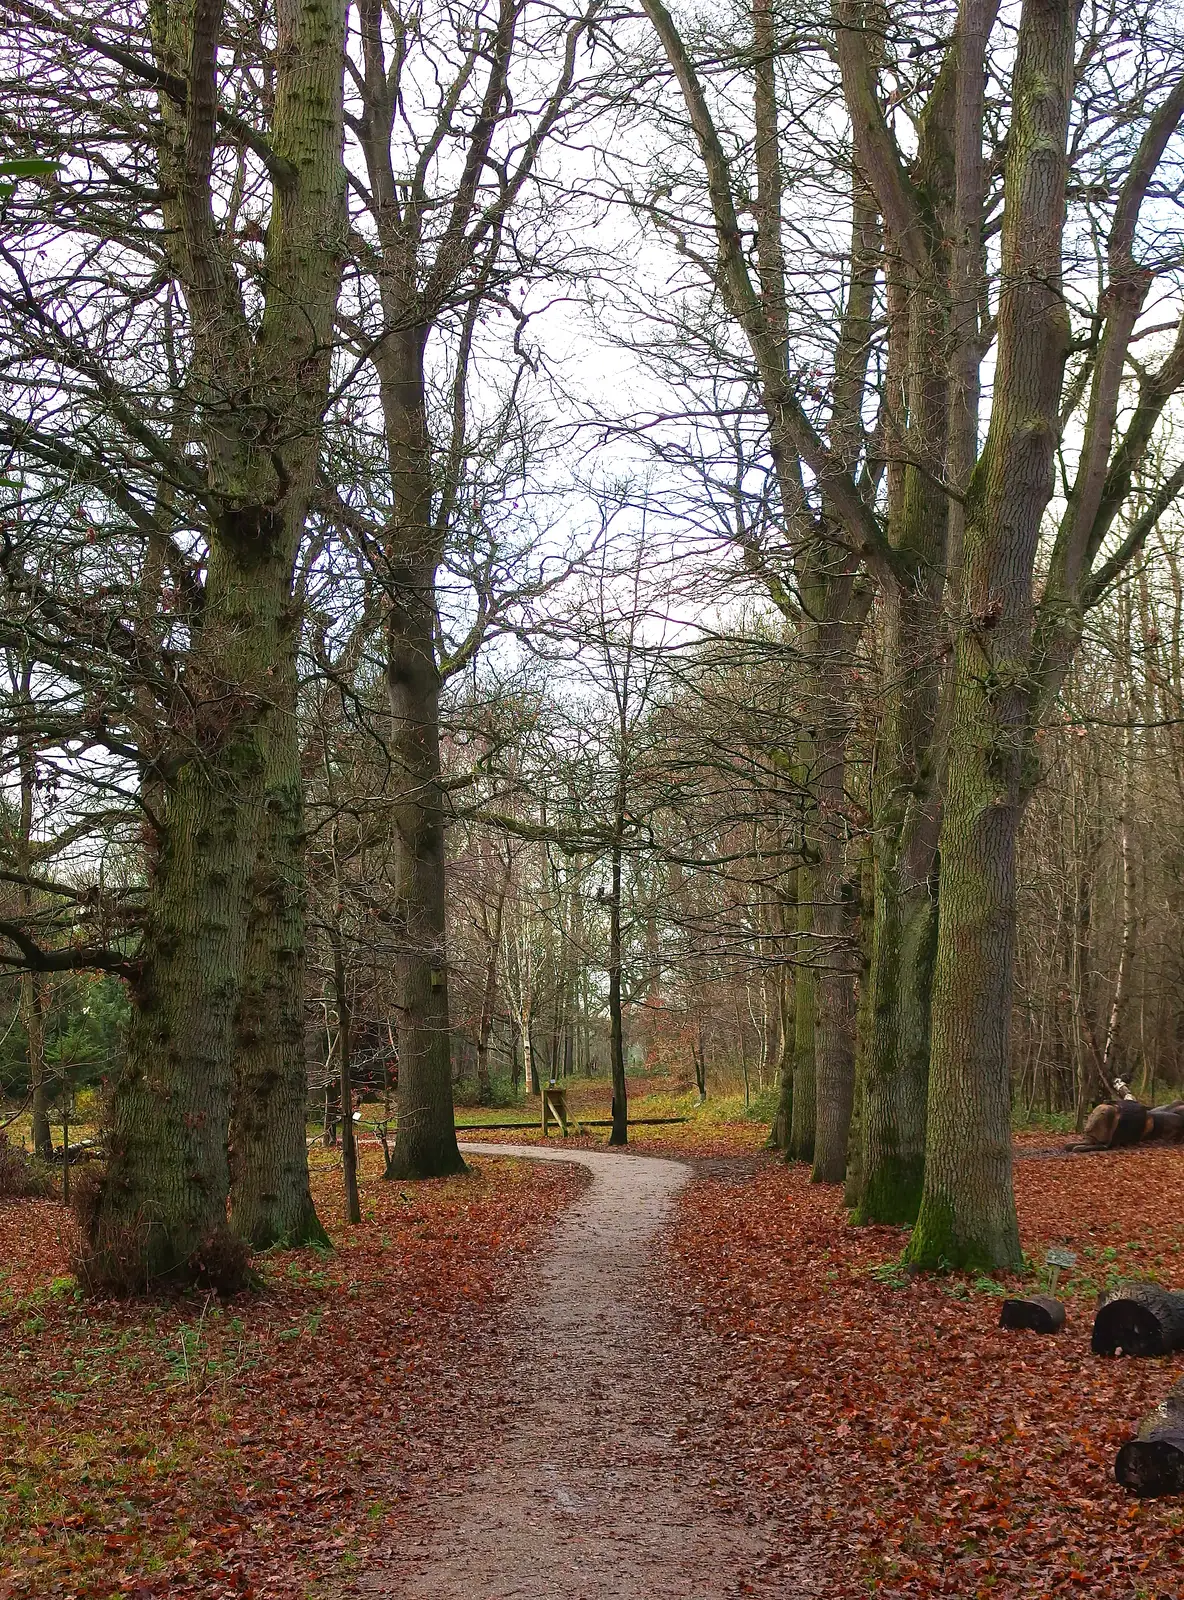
[[999, 1294, 1065, 1333], [1115, 1379, 1184, 1496], [1092, 1283, 1184, 1357]]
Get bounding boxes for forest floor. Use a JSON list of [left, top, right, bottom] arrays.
[[1, 1081, 1182, 1597]]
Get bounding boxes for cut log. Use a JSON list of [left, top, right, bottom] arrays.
[[1112, 1098, 1152, 1147], [1148, 1104, 1184, 1144], [1077, 1099, 1184, 1150], [1092, 1282, 1184, 1357], [999, 1294, 1066, 1333], [1080, 1102, 1120, 1148], [1116, 1379, 1184, 1496]]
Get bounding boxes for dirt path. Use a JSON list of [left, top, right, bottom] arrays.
[[364, 1143, 782, 1600]]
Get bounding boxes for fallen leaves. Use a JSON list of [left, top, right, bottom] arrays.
[[668, 1143, 1184, 1597], [0, 1149, 585, 1598], [7, 1107, 1179, 1598]]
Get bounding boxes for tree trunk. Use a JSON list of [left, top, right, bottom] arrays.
[[91, 546, 287, 1286], [790, 866, 816, 1162], [608, 838, 628, 1146], [907, 0, 1074, 1271], [230, 643, 326, 1247], [334, 929, 361, 1225], [87, 0, 348, 1287], [858, 863, 938, 1221], [812, 945, 854, 1183], [21, 972, 51, 1163], [323, 1059, 339, 1148], [475, 859, 511, 1106], [770, 1015, 793, 1152], [811, 702, 857, 1183], [768, 888, 796, 1151], [838, 0, 996, 1225], [843, 842, 874, 1207], [380, 325, 463, 1182], [16, 676, 52, 1164]]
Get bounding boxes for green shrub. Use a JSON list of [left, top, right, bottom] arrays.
[[745, 1085, 781, 1123], [452, 1076, 523, 1110]]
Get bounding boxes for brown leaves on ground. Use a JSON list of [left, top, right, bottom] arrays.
[[670, 1142, 1184, 1598], [0, 1149, 584, 1600], [7, 1108, 1180, 1600]]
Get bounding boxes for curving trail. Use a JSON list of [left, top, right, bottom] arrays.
[[365, 1143, 781, 1600]]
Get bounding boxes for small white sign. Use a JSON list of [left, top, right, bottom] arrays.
[[1045, 1246, 1077, 1270]]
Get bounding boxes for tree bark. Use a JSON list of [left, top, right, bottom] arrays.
[[333, 923, 361, 1225], [379, 319, 463, 1182], [858, 862, 938, 1220], [230, 638, 327, 1247], [608, 836, 628, 1146], [88, 0, 348, 1285], [16, 705, 52, 1163], [811, 676, 857, 1183], [907, 0, 1074, 1271], [768, 881, 795, 1151], [475, 853, 511, 1106], [837, 0, 995, 1223], [789, 860, 816, 1163], [96, 547, 293, 1282], [843, 840, 874, 1207]]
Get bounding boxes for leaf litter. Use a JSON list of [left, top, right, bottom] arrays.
[[668, 1141, 1184, 1597], [4, 1127, 1183, 1598], [0, 1148, 585, 1599]]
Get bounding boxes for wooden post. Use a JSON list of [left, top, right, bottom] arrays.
[[541, 1083, 568, 1137]]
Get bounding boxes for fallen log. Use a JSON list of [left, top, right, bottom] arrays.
[[999, 1294, 1065, 1333], [1092, 1282, 1184, 1357], [1115, 1378, 1184, 1496], [1074, 1099, 1184, 1151], [1148, 1104, 1184, 1142]]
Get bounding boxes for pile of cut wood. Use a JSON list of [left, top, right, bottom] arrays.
[[1069, 1098, 1184, 1152], [1000, 1280, 1184, 1496], [1093, 1284, 1184, 1496]]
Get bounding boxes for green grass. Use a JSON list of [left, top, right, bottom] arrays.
[[1011, 1106, 1076, 1133]]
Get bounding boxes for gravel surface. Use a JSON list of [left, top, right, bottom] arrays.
[[366, 1143, 782, 1600]]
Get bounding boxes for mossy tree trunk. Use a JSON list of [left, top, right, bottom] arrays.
[[906, 0, 1074, 1271], [836, 0, 1009, 1225], [16, 697, 52, 1162], [475, 851, 511, 1107], [642, 0, 904, 1185], [843, 839, 875, 1208], [99, 545, 287, 1281], [608, 833, 629, 1147], [768, 896, 795, 1152], [349, 0, 598, 1179], [24, 975, 51, 1162], [87, 0, 346, 1283], [230, 651, 327, 1248], [377, 324, 464, 1182], [811, 661, 858, 1183], [789, 837, 816, 1163]]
